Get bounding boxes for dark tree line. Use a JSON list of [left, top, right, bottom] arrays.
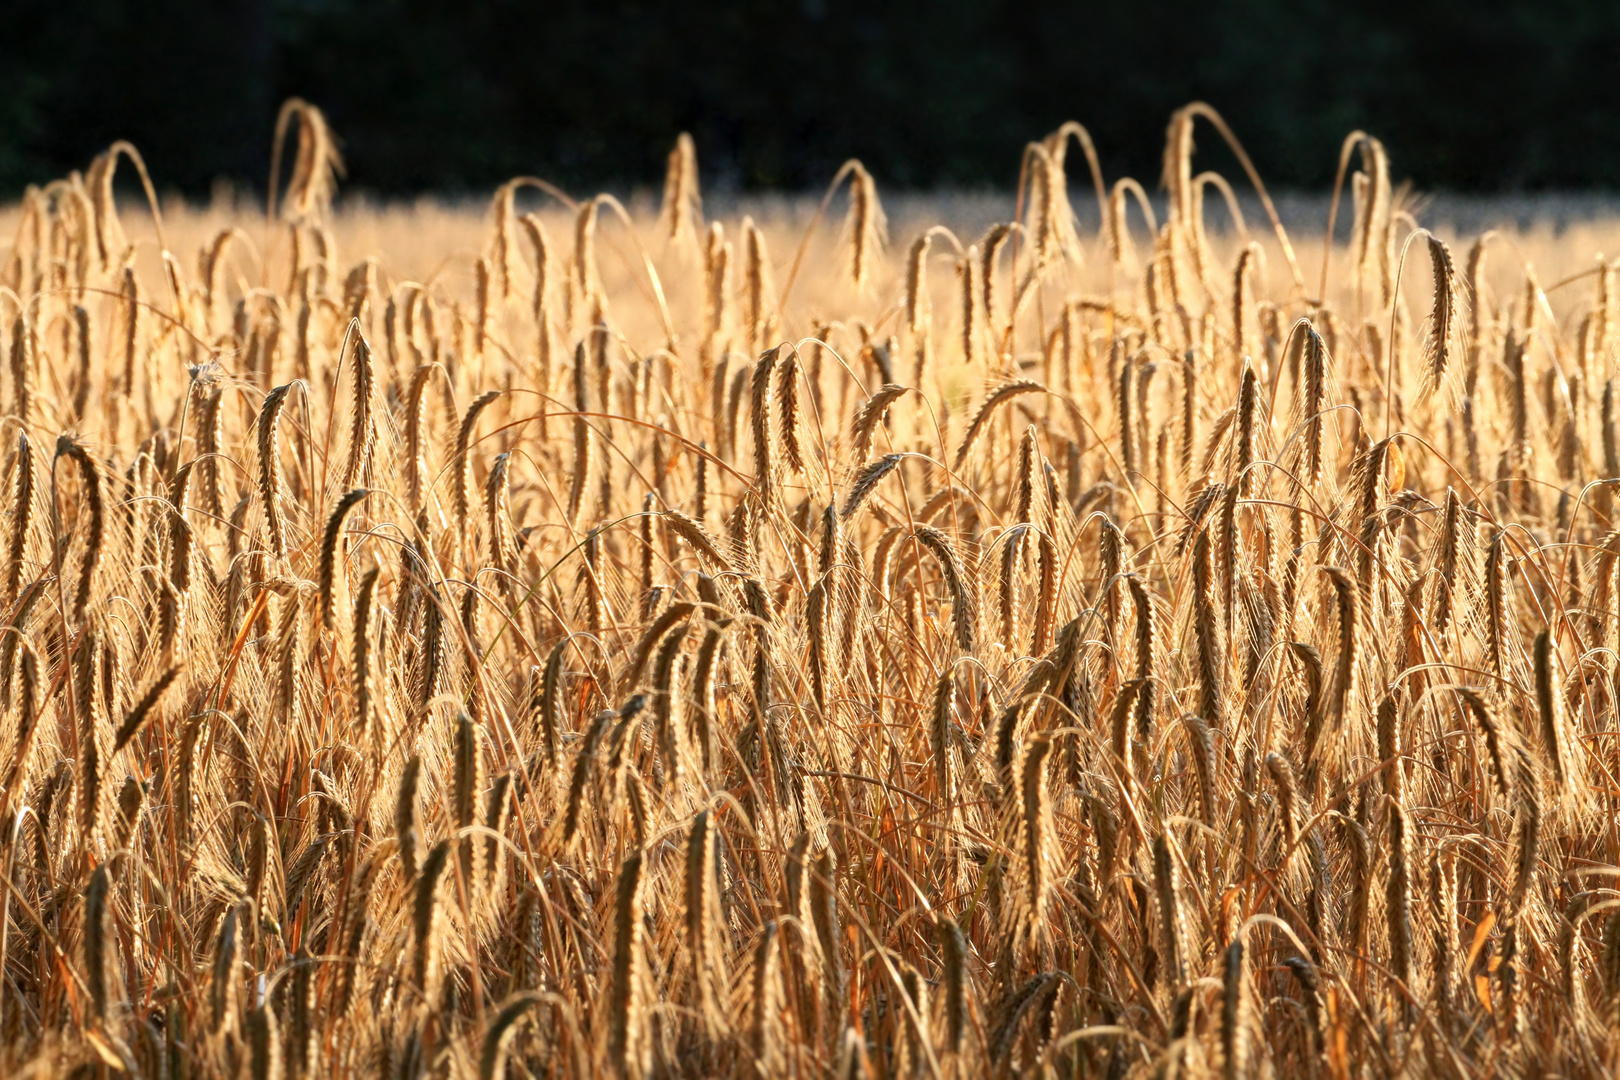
[[4, 0, 1619, 196]]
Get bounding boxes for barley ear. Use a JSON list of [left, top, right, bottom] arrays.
[[112, 665, 183, 753], [609, 849, 649, 1078], [413, 839, 452, 998], [480, 992, 546, 1080], [939, 915, 970, 1055], [1424, 234, 1457, 394], [55, 436, 106, 624], [254, 384, 295, 561], [84, 864, 114, 1020]]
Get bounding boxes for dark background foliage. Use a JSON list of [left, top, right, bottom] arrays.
[[4, 0, 1618, 197]]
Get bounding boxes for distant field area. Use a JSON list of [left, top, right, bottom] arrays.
[[11, 188, 1620, 344]]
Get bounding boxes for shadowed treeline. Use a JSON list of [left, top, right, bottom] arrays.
[[4, 0, 1620, 196]]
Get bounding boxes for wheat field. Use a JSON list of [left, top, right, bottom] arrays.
[[2, 98, 1620, 1078]]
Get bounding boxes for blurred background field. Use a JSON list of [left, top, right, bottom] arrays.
[[8, 189, 1618, 357]]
